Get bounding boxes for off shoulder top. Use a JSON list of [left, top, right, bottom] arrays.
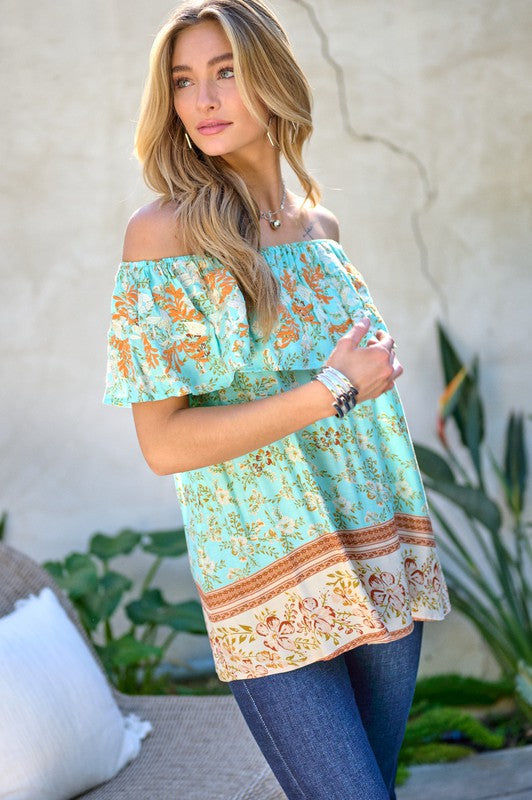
[[104, 238, 450, 681]]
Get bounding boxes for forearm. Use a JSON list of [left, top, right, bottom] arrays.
[[145, 379, 335, 475]]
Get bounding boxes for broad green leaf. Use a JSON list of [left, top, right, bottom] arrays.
[[96, 634, 162, 668], [126, 588, 167, 625], [438, 367, 467, 420], [81, 572, 133, 623], [437, 324, 484, 450], [142, 529, 188, 558], [161, 600, 207, 634], [505, 413, 528, 515], [43, 560, 64, 581], [437, 323, 465, 387], [54, 553, 99, 597], [424, 478, 501, 533], [464, 378, 484, 482], [127, 589, 207, 634], [90, 529, 142, 561], [413, 444, 454, 483]]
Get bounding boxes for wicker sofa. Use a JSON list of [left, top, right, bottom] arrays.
[[0, 542, 285, 800]]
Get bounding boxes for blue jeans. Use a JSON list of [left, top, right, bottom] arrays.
[[229, 621, 423, 800]]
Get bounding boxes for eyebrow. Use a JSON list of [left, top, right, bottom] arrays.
[[171, 52, 233, 74]]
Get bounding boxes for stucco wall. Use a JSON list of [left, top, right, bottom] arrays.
[[1, 0, 531, 676]]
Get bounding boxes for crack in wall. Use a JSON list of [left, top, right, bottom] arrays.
[[290, 0, 447, 315]]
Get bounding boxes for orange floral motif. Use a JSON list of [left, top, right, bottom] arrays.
[[256, 615, 297, 652], [204, 270, 235, 305], [141, 332, 159, 369], [179, 336, 209, 363], [153, 285, 205, 324], [161, 336, 209, 374], [109, 335, 132, 378], [275, 305, 299, 349], [161, 342, 181, 374], [369, 572, 406, 613], [279, 269, 297, 297], [328, 319, 352, 337], [432, 562, 442, 592], [240, 658, 269, 679], [343, 262, 365, 291], [300, 255, 332, 305], [292, 299, 319, 324], [112, 285, 137, 324], [243, 448, 274, 477], [308, 427, 343, 449], [405, 557, 424, 587], [298, 597, 336, 634]]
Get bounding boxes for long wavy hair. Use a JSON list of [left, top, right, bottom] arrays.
[[135, 0, 320, 339]]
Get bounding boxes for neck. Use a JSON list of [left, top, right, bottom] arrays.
[[221, 145, 284, 213]]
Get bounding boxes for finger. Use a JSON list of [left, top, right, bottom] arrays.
[[392, 359, 403, 379], [373, 330, 394, 352], [343, 317, 371, 348]]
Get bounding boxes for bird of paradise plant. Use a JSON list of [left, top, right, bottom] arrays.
[[414, 324, 531, 717]]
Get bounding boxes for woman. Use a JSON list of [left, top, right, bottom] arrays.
[[104, 1, 450, 797]]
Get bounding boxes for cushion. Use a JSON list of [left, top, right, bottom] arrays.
[[0, 587, 152, 800]]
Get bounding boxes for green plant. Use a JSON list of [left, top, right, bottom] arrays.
[[413, 324, 531, 707], [412, 673, 514, 707], [43, 526, 207, 694], [396, 673, 522, 786]]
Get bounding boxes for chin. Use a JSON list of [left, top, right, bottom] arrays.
[[196, 143, 235, 158], [196, 133, 266, 161]]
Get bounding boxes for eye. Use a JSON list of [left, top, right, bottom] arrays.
[[218, 66, 234, 79], [173, 76, 191, 90]]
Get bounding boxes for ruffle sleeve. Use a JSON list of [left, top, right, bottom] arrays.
[[103, 256, 251, 406]]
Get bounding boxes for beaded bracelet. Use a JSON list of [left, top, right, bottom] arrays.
[[312, 366, 359, 418]]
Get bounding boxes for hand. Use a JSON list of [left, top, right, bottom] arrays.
[[325, 317, 403, 404]]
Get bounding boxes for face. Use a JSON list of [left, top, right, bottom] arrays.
[[171, 20, 269, 161]]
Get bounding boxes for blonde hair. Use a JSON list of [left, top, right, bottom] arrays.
[[135, 0, 320, 339]]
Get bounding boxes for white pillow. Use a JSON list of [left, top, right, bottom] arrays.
[[0, 587, 152, 800]]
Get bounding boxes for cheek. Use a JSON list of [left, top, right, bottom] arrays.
[[173, 93, 185, 118]]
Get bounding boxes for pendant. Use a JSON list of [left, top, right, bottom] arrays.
[[270, 219, 281, 230]]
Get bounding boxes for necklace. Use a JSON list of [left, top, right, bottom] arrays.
[[259, 182, 287, 230]]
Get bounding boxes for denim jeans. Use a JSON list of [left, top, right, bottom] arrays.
[[229, 621, 423, 800]]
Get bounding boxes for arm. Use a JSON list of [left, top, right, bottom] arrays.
[[133, 322, 400, 475]]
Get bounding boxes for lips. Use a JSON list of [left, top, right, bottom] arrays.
[[196, 120, 232, 136]]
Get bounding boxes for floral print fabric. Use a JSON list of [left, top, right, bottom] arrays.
[[104, 239, 450, 681]]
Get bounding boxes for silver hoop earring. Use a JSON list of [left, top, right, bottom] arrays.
[[184, 131, 193, 150]]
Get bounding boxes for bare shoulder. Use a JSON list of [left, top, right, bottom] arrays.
[[313, 203, 340, 242], [122, 199, 188, 262], [296, 195, 340, 243]]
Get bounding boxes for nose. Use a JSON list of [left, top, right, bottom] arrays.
[[196, 78, 220, 112]]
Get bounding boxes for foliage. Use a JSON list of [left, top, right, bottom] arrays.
[[403, 706, 504, 750], [396, 672, 523, 786], [412, 673, 513, 707], [413, 323, 531, 709], [43, 526, 207, 694]]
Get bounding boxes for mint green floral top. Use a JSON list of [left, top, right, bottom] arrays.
[[104, 239, 450, 681]]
